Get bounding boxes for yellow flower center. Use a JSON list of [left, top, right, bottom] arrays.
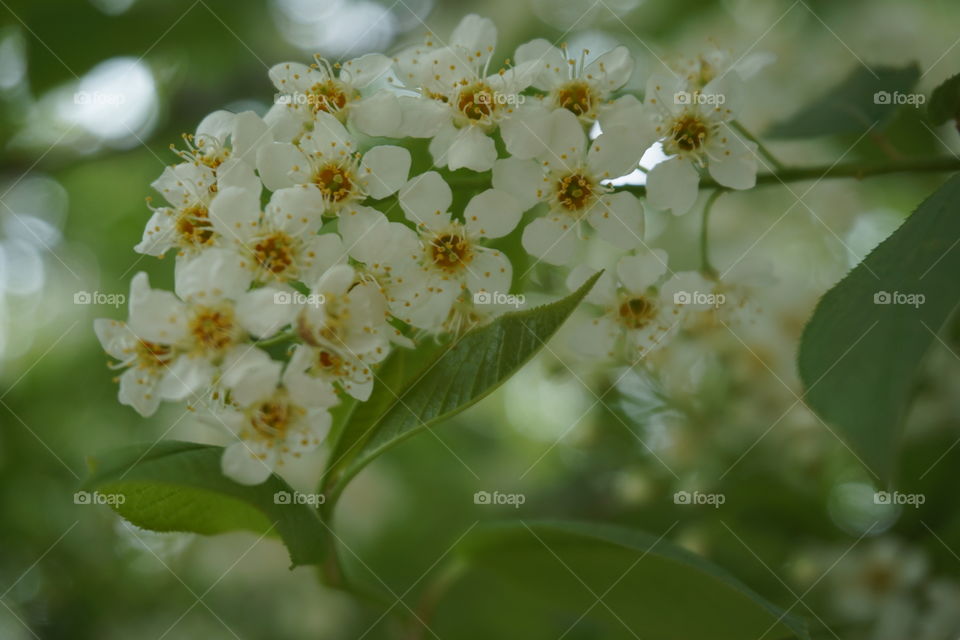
[[188, 305, 241, 354], [307, 79, 354, 114], [430, 233, 472, 271], [252, 231, 297, 279], [456, 82, 496, 121], [312, 163, 354, 202], [555, 80, 596, 117], [670, 114, 710, 152], [618, 296, 657, 329], [176, 204, 215, 247], [555, 172, 595, 211]]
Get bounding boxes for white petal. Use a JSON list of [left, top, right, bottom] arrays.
[[158, 355, 215, 401], [265, 186, 325, 234], [222, 441, 274, 485], [707, 125, 757, 190], [128, 272, 188, 344], [208, 185, 260, 241], [300, 111, 353, 156], [263, 102, 303, 143], [617, 250, 669, 294], [118, 367, 162, 417], [257, 142, 309, 191], [282, 362, 339, 409], [220, 346, 282, 407], [542, 108, 587, 171], [645, 72, 687, 116], [235, 287, 295, 338], [491, 157, 546, 211], [450, 14, 497, 62], [341, 53, 392, 87], [300, 233, 347, 284], [587, 133, 643, 179], [216, 158, 261, 196], [231, 111, 272, 163], [350, 92, 403, 137], [446, 127, 497, 172], [94, 318, 137, 360], [501, 104, 553, 160], [268, 61, 322, 93], [583, 46, 634, 93], [645, 157, 700, 215], [586, 191, 644, 249], [175, 248, 251, 302], [399, 171, 452, 226], [360, 145, 411, 199], [134, 209, 176, 257], [521, 215, 577, 265], [570, 315, 620, 359], [466, 248, 512, 296], [397, 96, 450, 138], [196, 110, 233, 141], [514, 38, 567, 91], [565, 266, 616, 305], [464, 189, 522, 239]]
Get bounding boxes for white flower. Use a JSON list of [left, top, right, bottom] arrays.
[[392, 14, 537, 171], [265, 53, 401, 140], [149, 250, 293, 401], [217, 358, 333, 485], [175, 110, 271, 175], [512, 40, 634, 121], [210, 186, 346, 285], [257, 111, 410, 214], [828, 538, 928, 622], [644, 72, 757, 215], [135, 161, 261, 257], [389, 171, 520, 331], [284, 265, 400, 402], [337, 204, 423, 312], [95, 313, 176, 417], [566, 250, 689, 361], [493, 109, 649, 265]]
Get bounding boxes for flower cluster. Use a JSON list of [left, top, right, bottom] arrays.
[[97, 15, 760, 484]]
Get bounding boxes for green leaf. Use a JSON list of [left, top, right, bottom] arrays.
[[433, 520, 809, 640], [928, 72, 960, 125], [798, 174, 960, 484], [82, 441, 328, 567], [323, 273, 601, 498], [766, 63, 920, 138]]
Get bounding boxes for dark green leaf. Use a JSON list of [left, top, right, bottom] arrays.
[[798, 175, 960, 484], [324, 273, 601, 498], [82, 441, 327, 567], [766, 64, 920, 138], [928, 72, 960, 125], [433, 520, 809, 640]]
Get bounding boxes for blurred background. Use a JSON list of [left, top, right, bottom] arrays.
[[2, 0, 960, 637]]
